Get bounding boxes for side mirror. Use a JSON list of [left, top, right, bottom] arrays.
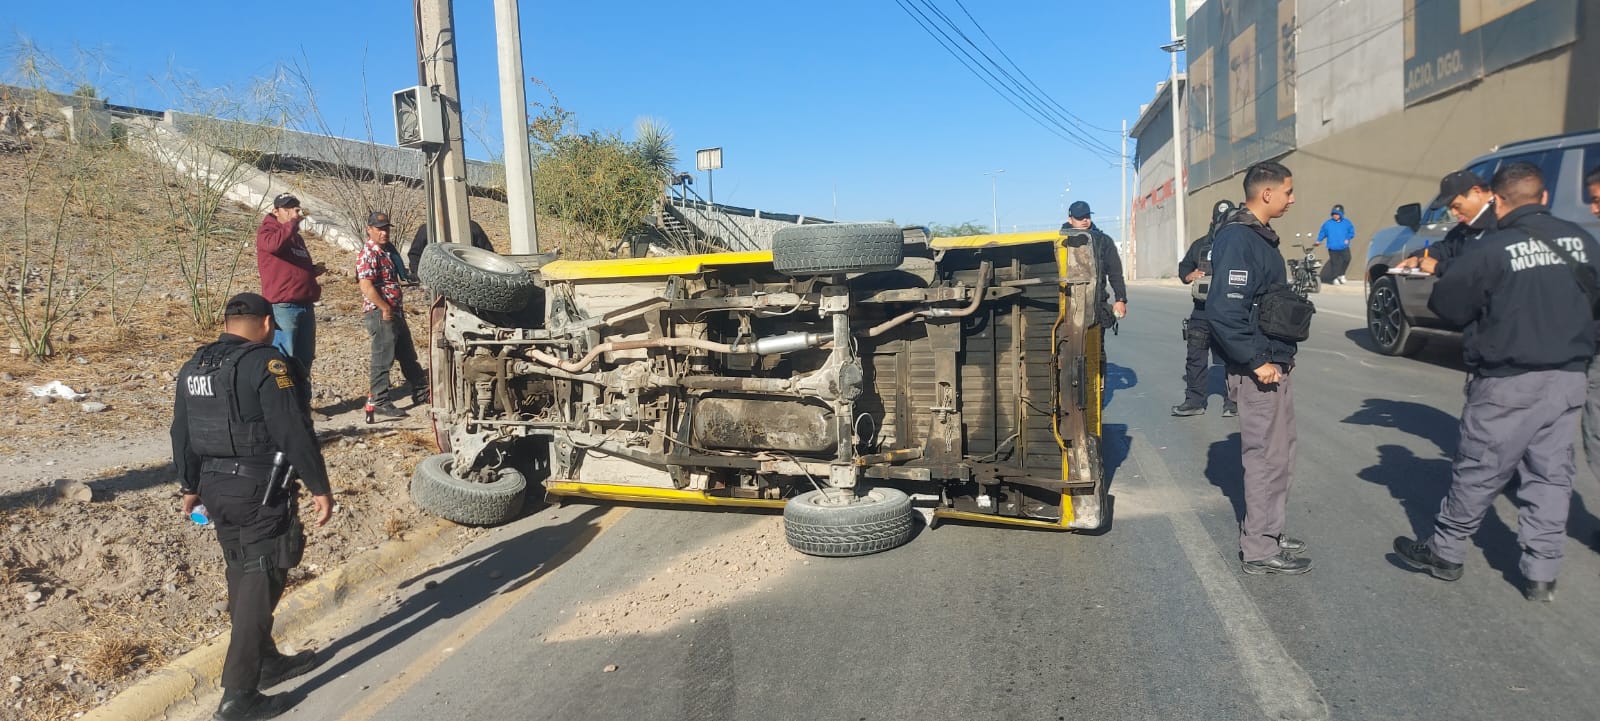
[[1395, 203, 1422, 230]]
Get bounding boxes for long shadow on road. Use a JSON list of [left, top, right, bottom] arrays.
[[1341, 399, 1525, 588], [287, 505, 610, 701]]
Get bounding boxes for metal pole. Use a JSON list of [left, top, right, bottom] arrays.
[[493, 0, 538, 253], [1122, 118, 1134, 277], [418, 0, 472, 246], [1120, 118, 1128, 241], [990, 176, 998, 233], [1168, 37, 1188, 265], [708, 169, 715, 208]]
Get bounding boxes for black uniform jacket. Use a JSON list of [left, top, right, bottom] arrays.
[[171, 334, 332, 495], [1179, 233, 1215, 313], [1407, 200, 1496, 275], [1428, 204, 1600, 377], [1206, 209, 1297, 371]]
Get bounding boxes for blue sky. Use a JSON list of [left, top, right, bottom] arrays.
[[8, 1, 1174, 235]]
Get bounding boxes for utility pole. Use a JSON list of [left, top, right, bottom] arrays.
[[417, 0, 472, 247], [1163, 0, 1188, 268], [984, 169, 1005, 234], [493, 0, 538, 253], [1120, 118, 1128, 242]]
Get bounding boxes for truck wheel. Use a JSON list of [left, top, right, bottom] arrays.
[[417, 243, 535, 313], [771, 223, 904, 277], [783, 487, 914, 557], [1367, 276, 1424, 356], [410, 453, 526, 526]]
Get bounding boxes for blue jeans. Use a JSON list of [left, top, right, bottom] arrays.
[[271, 303, 316, 377]]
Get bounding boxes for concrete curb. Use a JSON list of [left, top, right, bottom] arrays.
[[81, 518, 457, 721]]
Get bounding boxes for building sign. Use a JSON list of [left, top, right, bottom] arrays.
[[1186, 0, 1298, 190], [1403, 0, 1578, 105]]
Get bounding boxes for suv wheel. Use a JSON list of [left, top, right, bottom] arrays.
[[1368, 276, 1424, 356]]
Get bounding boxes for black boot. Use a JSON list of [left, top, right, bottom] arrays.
[[1392, 536, 1463, 581], [1524, 579, 1556, 602], [1241, 550, 1312, 575], [214, 689, 294, 721], [1172, 403, 1205, 417], [260, 650, 318, 688]]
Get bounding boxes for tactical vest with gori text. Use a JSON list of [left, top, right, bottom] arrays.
[[180, 341, 277, 459]]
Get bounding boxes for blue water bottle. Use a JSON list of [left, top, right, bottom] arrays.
[[189, 504, 211, 526]]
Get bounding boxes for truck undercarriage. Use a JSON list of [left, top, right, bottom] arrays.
[[413, 224, 1106, 556]]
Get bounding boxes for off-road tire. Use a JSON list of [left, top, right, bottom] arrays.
[[783, 487, 914, 557], [410, 453, 526, 526], [1368, 276, 1425, 356], [417, 243, 535, 313], [771, 223, 905, 277]]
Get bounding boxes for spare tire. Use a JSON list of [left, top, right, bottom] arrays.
[[410, 453, 526, 526], [417, 243, 535, 313], [772, 223, 905, 277], [783, 487, 914, 557]]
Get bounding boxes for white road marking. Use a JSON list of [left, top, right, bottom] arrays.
[[1128, 436, 1331, 721]]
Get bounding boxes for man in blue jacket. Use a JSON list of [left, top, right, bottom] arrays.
[[1316, 204, 1355, 284], [1207, 161, 1311, 575]]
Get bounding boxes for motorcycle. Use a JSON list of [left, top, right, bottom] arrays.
[[1287, 244, 1323, 296]]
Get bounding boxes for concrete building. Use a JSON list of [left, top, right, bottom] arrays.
[[1136, 0, 1600, 276], [1129, 76, 1187, 279]]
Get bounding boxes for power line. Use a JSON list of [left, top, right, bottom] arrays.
[[908, 0, 1119, 156], [896, 0, 1115, 159], [948, 0, 1122, 136], [889, 0, 1120, 163]]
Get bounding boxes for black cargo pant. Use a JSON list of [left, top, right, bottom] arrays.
[[1182, 314, 1235, 410], [198, 468, 292, 691], [364, 309, 427, 405]]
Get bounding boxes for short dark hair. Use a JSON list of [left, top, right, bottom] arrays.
[[1243, 161, 1292, 200], [1585, 165, 1600, 189], [1491, 161, 1545, 206]]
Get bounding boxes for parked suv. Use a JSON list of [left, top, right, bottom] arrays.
[[1365, 130, 1600, 356]]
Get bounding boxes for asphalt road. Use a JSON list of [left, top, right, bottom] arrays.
[[171, 282, 1600, 721]]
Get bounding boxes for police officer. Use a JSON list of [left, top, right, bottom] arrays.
[[172, 293, 334, 719], [1173, 199, 1240, 418], [1395, 162, 1600, 602], [1207, 161, 1312, 575], [1394, 170, 1496, 276]]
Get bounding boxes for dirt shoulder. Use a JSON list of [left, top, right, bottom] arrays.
[[0, 142, 493, 720]]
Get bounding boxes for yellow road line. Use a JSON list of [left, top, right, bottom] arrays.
[[335, 507, 628, 721]]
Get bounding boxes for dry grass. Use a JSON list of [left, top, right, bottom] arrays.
[[383, 515, 410, 540], [82, 636, 159, 683]]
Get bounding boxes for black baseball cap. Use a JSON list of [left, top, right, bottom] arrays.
[[366, 211, 392, 228], [223, 292, 278, 328], [272, 193, 300, 209], [1068, 200, 1092, 220], [1434, 170, 1487, 207]]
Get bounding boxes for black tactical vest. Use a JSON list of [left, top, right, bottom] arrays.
[[180, 342, 277, 459]]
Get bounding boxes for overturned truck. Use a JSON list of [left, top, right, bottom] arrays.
[[412, 224, 1106, 556]]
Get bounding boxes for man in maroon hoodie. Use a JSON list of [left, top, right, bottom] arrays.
[[255, 194, 325, 381]]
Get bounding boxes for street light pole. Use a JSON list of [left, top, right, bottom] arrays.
[[1162, 33, 1188, 269], [983, 169, 1005, 234]]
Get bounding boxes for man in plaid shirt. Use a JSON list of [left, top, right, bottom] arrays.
[[357, 212, 427, 419]]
